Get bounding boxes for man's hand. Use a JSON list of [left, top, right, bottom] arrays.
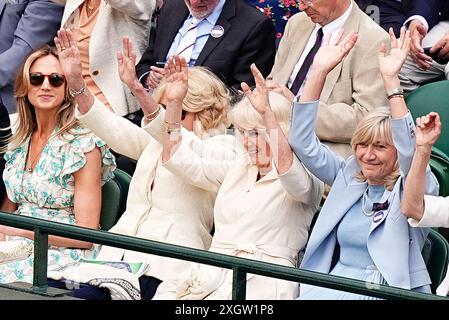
[[431, 31, 449, 63], [409, 19, 432, 69]]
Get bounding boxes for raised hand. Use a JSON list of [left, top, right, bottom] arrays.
[[241, 64, 270, 116], [378, 27, 411, 81], [117, 36, 142, 92], [266, 79, 295, 103], [164, 55, 188, 104], [416, 112, 442, 151], [312, 29, 358, 74], [54, 29, 83, 89]]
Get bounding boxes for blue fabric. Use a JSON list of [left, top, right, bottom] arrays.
[[288, 100, 438, 296], [0, 0, 64, 113], [246, 0, 300, 41]]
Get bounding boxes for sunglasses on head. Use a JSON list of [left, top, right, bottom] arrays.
[[29, 72, 65, 87]]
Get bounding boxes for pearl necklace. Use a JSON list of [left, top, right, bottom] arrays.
[[361, 188, 375, 217]]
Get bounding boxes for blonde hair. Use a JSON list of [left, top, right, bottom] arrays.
[[5, 46, 78, 151], [351, 107, 400, 190], [153, 66, 230, 138], [229, 91, 292, 135]]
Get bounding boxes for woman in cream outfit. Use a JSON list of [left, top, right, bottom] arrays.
[[145, 57, 323, 300], [402, 112, 449, 296], [60, 0, 154, 116], [48, 31, 236, 300]]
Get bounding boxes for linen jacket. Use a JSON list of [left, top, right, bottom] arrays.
[[144, 109, 323, 299], [288, 100, 439, 295], [62, 0, 154, 116], [74, 100, 236, 282], [409, 195, 449, 295], [270, 1, 389, 157]]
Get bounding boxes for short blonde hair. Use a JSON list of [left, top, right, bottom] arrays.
[[351, 107, 400, 190], [6, 45, 78, 151], [229, 91, 292, 135], [153, 66, 230, 137]]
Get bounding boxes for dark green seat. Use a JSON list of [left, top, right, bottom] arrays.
[[422, 229, 449, 293], [406, 80, 449, 162], [100, 169, 131, 231], [429, 154, 449, 197]]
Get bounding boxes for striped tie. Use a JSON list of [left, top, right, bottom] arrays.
[[176, 19, 198, 64]]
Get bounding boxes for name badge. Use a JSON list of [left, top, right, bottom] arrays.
[[373, 211, 384, 223], [211, 25, 224, 38]]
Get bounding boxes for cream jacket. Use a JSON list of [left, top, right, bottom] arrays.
[[62, 0, 154, 116], [144, 113, 323, 300], [74, 100, 236, 283], [409, 195, 449, 296]]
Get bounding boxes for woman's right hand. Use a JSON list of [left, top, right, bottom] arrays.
[[416, 112, 442, 153], [163, 55, 188, 106]]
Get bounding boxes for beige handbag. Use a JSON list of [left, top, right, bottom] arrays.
[[0, 240, 33, 264]]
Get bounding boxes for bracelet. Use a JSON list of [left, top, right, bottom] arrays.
[[387, 87, 404, 100], [164, 120, 181, 135], [69, 82, 87, 98], [143, 104, 162, 122], [387, 94, 404, 101]]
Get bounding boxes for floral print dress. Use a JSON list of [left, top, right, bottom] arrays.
[[0, 126, 116, 284]]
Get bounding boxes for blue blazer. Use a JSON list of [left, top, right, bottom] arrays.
[[288, 101, 439, 294], [0, 0, 63, 113]]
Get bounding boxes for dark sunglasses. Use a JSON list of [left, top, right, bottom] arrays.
[[29, 72, 65, 87]]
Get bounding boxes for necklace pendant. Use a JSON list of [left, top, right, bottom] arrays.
[[26, 167, 32, 173]]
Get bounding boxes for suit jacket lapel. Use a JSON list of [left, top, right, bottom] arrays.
[[279, 19, 315, 85], [320, 5, 361, 102], [195, 0, 234, 66], [159, 2, 189, 61]]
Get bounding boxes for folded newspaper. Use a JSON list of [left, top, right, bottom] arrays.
[[0, 240, 33, 264]]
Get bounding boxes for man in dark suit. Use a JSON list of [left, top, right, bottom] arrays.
[[0, 0, 63, 200], [400, 0, 449, 92], [135, 0, 276, 91], [356, 0, 417, 36]]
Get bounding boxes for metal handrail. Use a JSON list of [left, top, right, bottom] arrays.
[[0, 211, 447, 300]]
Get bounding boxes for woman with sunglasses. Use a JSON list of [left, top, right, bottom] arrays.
[[0, 45, 116, 284]]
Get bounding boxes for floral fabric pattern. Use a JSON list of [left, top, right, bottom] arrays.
[[0, 126, 116, 284], [247, 0, 301, 40]]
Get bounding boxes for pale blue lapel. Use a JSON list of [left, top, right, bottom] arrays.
[[0, 0, 6, 13]]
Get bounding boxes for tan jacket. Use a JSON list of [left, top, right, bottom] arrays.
[[62, 0, 154, 116], [269, 1, 389, 158], [75, 100, 237, 282]]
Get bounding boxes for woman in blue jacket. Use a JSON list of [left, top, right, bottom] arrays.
[[288, 27, 439, 299]]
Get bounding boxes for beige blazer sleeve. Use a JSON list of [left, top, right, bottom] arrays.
[[75, 98, 151, 160], [104, 0, 155, 21], [408, 195, 449, 227], [162, 131, 237, 193], [277, 155, 324, 206]]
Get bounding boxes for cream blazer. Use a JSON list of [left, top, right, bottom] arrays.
[[409, 195, 449, 296], [62, 0, 154, 116], [269, 1, 389, 158], [144, 114, 324, 300], [74, 100, 236, 283]]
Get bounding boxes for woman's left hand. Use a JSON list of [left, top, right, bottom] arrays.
[[164, 55, 188, 105], [416, 112, 442, 152], [0, 225, 22, 238], [117, 36, 142, 93], [241, 63, 270, 116], [54, 29, 84, 89]]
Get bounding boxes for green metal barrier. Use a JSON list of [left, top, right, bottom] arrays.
[[0, 211, 447, 300]]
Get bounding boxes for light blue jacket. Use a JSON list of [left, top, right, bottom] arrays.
[[0, 0, 63, 113], [288, 101, 439, 294]]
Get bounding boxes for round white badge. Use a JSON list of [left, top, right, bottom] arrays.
[[211, 25, 225, 38]]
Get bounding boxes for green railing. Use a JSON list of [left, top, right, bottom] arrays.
[[0, 211, 447, 300]]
